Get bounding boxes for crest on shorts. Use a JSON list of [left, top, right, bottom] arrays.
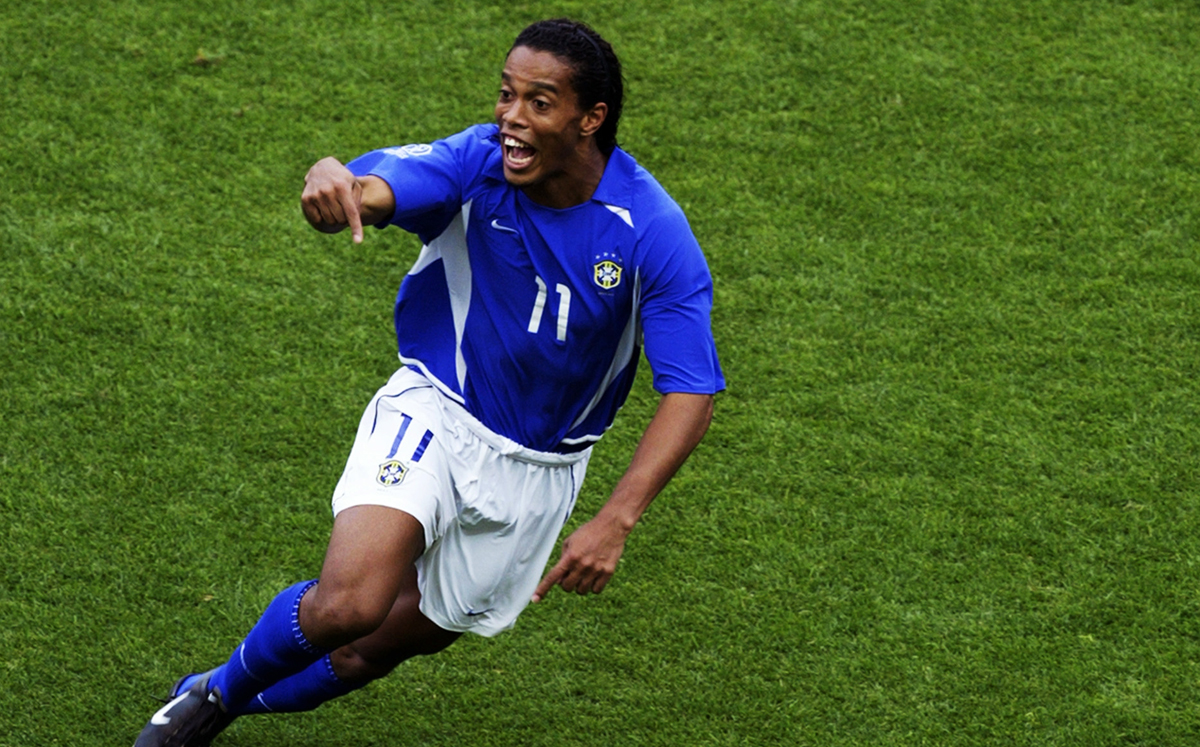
[[593, 251, 623, 290], [377, 459, 407, 487]]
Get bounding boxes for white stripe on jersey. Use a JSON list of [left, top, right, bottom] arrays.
[[564, 270, 642, 440], [448, 201, 473, 390], [604, 204, 634, 228], [399, 201, 474, 402]]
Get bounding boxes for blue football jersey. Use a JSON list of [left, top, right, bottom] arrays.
[[347, 124, 724, 453]]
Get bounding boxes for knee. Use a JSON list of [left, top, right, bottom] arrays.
[[300, 585, 391, 648]]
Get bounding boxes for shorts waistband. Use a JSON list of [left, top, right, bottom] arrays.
[[391, 365, 594, 466], [438, 396, 593, 466]]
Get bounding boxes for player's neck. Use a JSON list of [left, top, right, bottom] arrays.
[[521, 143, 609, 209]]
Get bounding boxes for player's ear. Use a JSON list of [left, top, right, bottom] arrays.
[[580, 102, 607, 139]]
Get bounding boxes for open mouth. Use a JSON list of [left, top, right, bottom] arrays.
[[503, 135, 536, 169]]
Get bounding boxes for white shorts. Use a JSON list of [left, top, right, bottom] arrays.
[[331, 367, 591, 637]]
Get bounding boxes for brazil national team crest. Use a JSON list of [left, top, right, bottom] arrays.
[[593, 251, 623, 290], [377, 459, 407, 487]]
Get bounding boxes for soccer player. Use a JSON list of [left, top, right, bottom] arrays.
[[134, 17, 723, 747]]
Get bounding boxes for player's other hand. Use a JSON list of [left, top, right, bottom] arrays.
[[532, 513, 630, 602], [301, 157, 365, 243]]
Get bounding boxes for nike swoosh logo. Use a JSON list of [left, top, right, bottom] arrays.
[[465, 608, 494, 617], [490, 219, 517, 234], [150, 691, 190, 726]]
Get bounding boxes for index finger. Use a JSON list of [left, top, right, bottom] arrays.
[[532, 562, 566, 603]]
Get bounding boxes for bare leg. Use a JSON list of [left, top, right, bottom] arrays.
[[330, 563, 462, 685], [299, 505, 428, 650]]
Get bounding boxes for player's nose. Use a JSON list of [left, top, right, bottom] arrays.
[[497, 100, 529, 129]]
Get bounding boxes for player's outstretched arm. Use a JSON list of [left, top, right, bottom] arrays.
[[300, 157, 396, 243], [533, 392, 714, 602]]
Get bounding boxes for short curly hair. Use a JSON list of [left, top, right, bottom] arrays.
[[510, 19, 624, 154]]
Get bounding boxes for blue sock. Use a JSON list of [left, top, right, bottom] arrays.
[[236, 654, 360, 715], [208, 580, 327, 711]]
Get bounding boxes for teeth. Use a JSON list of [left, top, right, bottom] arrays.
[[503, 136, 535, 167]]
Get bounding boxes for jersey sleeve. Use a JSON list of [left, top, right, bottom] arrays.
[[346, 125, 493, 245], [637, 207, 726, 395]]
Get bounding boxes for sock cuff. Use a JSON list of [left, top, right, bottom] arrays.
[[292, 579, 324, 656], [320, 653, 343, 684]]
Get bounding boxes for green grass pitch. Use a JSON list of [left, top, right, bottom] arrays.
[[2, 0, 1199, 744]]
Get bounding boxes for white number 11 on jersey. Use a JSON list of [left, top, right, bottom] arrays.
[[527, 275, 571, 342]]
